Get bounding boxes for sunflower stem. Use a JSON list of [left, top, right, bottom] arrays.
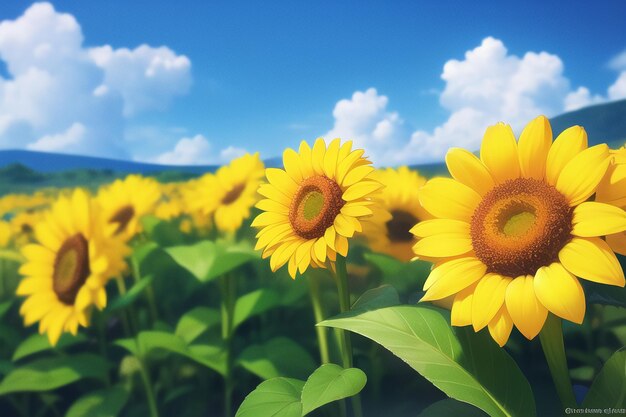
[[219, 274, 236, 417], [334, 255, 363, 417], [137, 355, 160, 417], [307, 273, 330, 364], [130, 256, 158, 324], [539, 313, 578, 410], [114, 277, 133, 337]]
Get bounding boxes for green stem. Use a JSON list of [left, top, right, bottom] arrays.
[[131, 256, 159, 324], [114, 277, 133, 337], [308, 274, 330, 364], [0, 249, 24, 263], [220, 275, 236, 417], [539, 313, 578, 410], [137, 356, 160, 417], [334, 256, 363, 417]]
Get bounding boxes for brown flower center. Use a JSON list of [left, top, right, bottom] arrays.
[[109, 205, 135, 235], [386, 210, 418, 242], [470, 177, 573, 277], [222, 183, 245, 205], [53, 234, 90, 305], [289, 175, 344, 239]]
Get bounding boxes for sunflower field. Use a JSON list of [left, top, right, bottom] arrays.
[[0, 116, 625, 417]]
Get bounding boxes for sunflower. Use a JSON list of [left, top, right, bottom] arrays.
[[10, 209, 45, 247], [17, 189, 129, 345], [596, 147, 626, 256], [362, 167, 430, 261], [411, 116, 626, 346], [187, 153, 265, 233], [154, 183, 184, 221], [0, 221, 11, 248], [252, 138, 384, 278], [97, 175, 162, 241]]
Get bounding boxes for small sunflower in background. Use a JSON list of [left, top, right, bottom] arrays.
[[0, 220, 11, 248], [154, 183, 184, 221], [17, 189, 129, 345], [187, 153, 265, 233], [97, 175, 162, 241], [252, 138, 385, 278], [362, 166, 430, 262], [596, 147, 626, 255], [10, 209, 45, 247], [411, 116, 626, 346]]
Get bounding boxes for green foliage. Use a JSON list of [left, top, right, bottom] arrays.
[[583, 349, 626, 408], [238, 337, 316, 380], [12, 333, 87, 361], [175, 306, 221, 343], [321, 305, 536, 417], [236, 378, 304, 417], [66, 386, 130, 417], [300, 364, 366, 415], [418, 399, 488, 417], [233, 288, 281, 330], [0, 353, 109, 395]]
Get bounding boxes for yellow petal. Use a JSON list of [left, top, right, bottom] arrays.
[[572, 202, 626, 237], [445, 148, 494, 196], [334, 214, 356, 238], [313, 237, 327, 263], [342, 181, 382, 201], [322, 138, 341, 179], [556, 144, 610, 206], [596, 163, 626, 206], [419, 178, 481, 222], [421, 257, 486, 301], [324, 226, 336, 251], [534, 263, 585, 324], [47, 307, 72, 346], [336, 149, 366, 185], [559, 237, 625, 286], [472, 273, 512, 331], [545, 126, 588, 185], [341, 165, 374, 188], [410, 219, 470, 238], [251, 211, 288, 228], [451, 282, 478, 327], [335, 234, 348, 257], [518, 115, 552, 180], [283, 148, 303, 182], [311, 138, 327, 175], [341, 203, 373, 217], [266, 168, 299, 195], [16, 277, 51, 296], [412, 233, 473, 258], [258, 184, 291, 205], [255, 199, 289, 214], [607, 232, 626, 256], [505, 275, 547, 340], [480, 122, 520, 183], [298, 141, 314, 178], [488, 306, 513, 347]]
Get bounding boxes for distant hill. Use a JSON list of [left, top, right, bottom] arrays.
[[551, 99, 626, 146]]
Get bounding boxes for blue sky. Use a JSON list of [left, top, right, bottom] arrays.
[[0, 1, 625, 165]]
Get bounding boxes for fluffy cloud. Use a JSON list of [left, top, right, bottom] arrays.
[[0, 2, 191, 158], [154, 135, 247, 165], [326, 38, 626, 165]]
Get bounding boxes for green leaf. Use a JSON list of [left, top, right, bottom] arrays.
[[106, 275, 155, 312], [175, 306, 221, 343], [584, 280, 626, 308], [419, 399, 488, 416], [320, 305, 536, 417], [12, 332, 88, 361], [141, 216, 185, 247], [0, 300, 12, 319], [300, 364, 366, 415], [238, 337, 316, 380], [0, 353, 109, 395], [114, 331, 227, 375], [364, 252, 431, 292], [233, 289, 281, 330], [165, 240, 259, 283], [236, 377, 304, 417], [66, 385, 129, 417], [351, 285, 400, 312], [583, 349, 626, 408]]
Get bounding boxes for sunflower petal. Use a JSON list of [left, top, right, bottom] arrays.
[[559, 237, 625, 286], [472, 273, 512, 331], [419, 178, 481, 222], [545, 126, 588, 185], [534, 263, 585, 324], [505, 275, 547, 340], [518, 115, 552, 180], [446, 147, 494, 196], [480, 122, 520, 183], [556, 144, 610, 206], [488, 306, 513, 347], [421, 257, 486, 301], [451, 282, 478, 327], [572, 202, 626, 237]]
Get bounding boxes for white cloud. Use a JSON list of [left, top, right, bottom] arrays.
[[154, 135, 247, 165], [27, 122, 85, 151], [0, 2, 191, 159], [609, 50, 626, 71], [325, 37, 626, 165]]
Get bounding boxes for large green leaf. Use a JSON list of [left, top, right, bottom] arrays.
[[419, 399, 488, 416], [165, 240, 259, 283], [583, 349, 626, 408], [238, 337, 316, 380], [66, 386, 129, 417], [12, 333, 87, 361], [106, 275, 155, 312], [351, 285, 400, 311], [114, 331, 227, 375], [175, 306, 221, 343], [0, 353, 109, 395], [300, 364, 366, 415], [233, 289, 281, 329], [236, 377, 304, 417], [320, 305, 536, 417], [141, 216, 185, 247]]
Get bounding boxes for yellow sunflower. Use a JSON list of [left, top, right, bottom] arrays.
[[362, 166, 430, 261], [154, 183, 184, 221], [252, 138, 385, 278], [596, 147, 626, 255], [187, 153, 265, 233], [0, 220, 11, 248], [17, 189, 129, 345], [411, 116, 626, 346], [97, 175, 162, 241]]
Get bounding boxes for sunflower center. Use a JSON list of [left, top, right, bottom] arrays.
[[289, 175, 344, 239], [386, 210, 418, 242], [21, 223, 33, 234], [109, 205, 135, 235], [470, 177, 573, 277], [222, 183, 245, 205], [53, 234, 90, 305]]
